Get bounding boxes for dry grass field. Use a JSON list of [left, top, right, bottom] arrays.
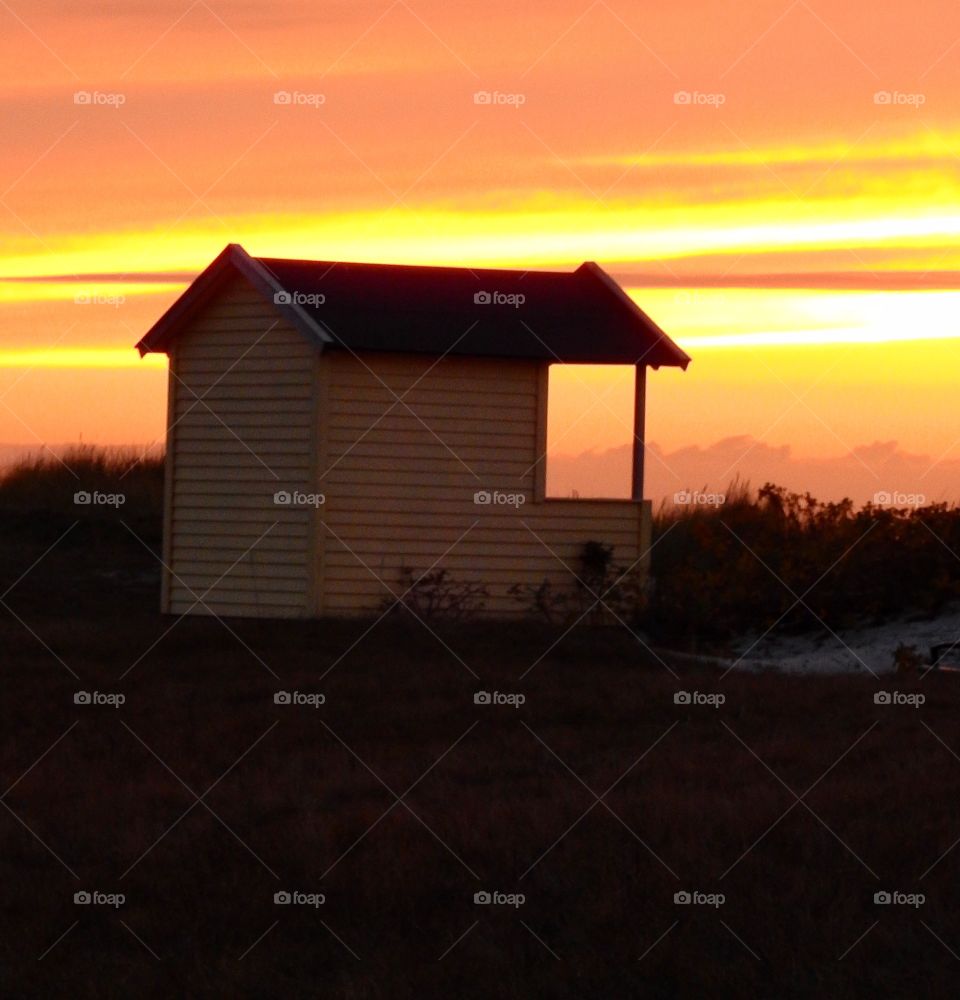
[[2, 452, 959, 997]]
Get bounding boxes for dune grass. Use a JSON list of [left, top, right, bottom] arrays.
[[0, 444, 163, 519], [645, 481, 960, 643]]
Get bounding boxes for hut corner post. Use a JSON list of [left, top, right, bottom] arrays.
[[631, 363, 646, 501]]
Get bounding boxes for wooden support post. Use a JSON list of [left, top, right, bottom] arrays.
[[534, 362, 549, 502], [631, 364, 646, 501]]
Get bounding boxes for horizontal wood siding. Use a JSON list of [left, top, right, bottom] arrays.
[[319, 352, 648, 616], [166, 276, 314, 617]]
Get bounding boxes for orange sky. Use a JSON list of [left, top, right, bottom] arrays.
[[1, 0, 958, 503]]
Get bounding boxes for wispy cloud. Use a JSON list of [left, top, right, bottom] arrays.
[[550, 437, 960, 507]]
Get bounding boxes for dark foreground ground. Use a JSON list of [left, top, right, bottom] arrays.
[[2, 514, 960, 998]]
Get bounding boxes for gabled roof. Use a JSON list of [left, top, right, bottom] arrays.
[[136, 243, 691, 369]]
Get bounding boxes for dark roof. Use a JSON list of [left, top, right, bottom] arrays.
[[136, 244, 690, 369]]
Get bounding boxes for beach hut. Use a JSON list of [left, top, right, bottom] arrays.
[[136, 244, 690, 617]]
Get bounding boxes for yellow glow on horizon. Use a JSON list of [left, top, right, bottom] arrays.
[[678, 327, 960, 348], [0, 349, 165, 368], [0, 281, 184, 305], [629, 288, 960, 351], [4, 191, 960, 290], [585, 130, 960, 170], [0, 277, 956, 379]]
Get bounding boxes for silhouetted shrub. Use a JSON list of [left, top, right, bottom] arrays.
[[510, 539, 648, 626], [381, 566, 489, 621], [645, 482, 960, 640]]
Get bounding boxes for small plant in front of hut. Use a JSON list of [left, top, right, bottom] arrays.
[[380, 566, 489, 621], [509, 540, 648, 625]]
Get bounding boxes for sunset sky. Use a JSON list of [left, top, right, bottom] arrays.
[[2, 0, 959, 503]]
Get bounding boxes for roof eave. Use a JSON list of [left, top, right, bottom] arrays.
[[135, 243, 333, 356], [577, 261, 691, 370]]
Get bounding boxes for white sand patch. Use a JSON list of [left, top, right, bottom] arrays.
[[729, 608, 960, 675]]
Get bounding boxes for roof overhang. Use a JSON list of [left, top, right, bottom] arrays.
[[136, 243, 691, 371], [136, 243, 332, 356], [577, 261, 691, 370]]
